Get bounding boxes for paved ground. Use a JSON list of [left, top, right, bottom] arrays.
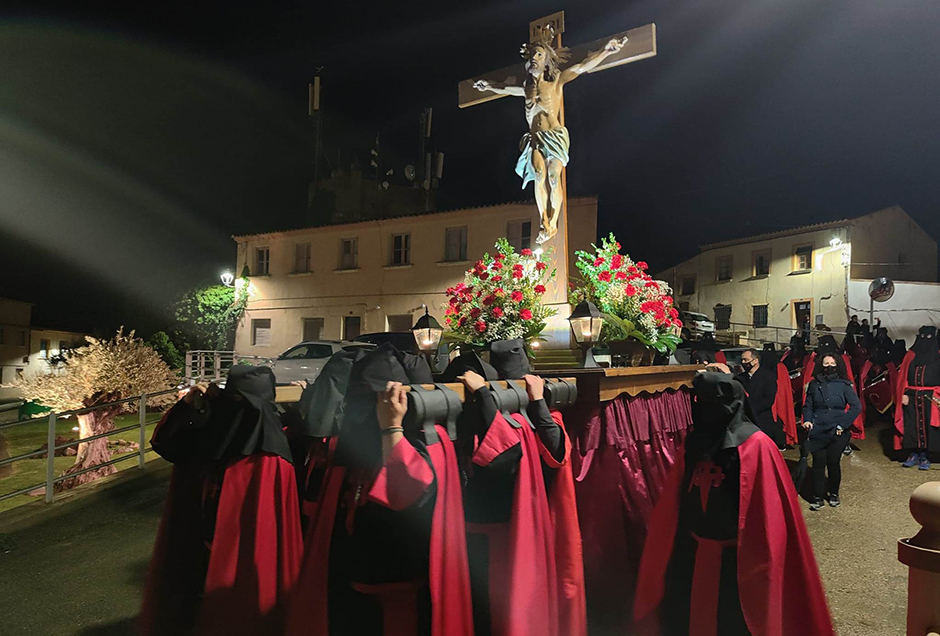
[[787, 420, 935, 636], [0, 461, 169, 636], [0, 421, 935, 635]]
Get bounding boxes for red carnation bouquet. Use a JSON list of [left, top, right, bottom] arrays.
[[571, 233, 682, 354], [443, 238, 556, 348]]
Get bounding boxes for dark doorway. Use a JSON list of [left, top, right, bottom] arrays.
[[343, 315, 362, 340]]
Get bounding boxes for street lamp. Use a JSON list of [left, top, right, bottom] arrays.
[[412, 307, 443, 362], [568, 300, 604, 368], [220, 271, 235, 287]]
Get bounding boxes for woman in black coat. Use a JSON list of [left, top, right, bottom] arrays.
[[802, 353, 862, 511]]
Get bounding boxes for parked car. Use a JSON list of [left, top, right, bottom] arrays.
[[270, 340, 373, 385], [680, 311, 716, 339]]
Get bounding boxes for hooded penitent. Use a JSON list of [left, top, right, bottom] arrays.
[[440, 350, 498, 383], [456, 344, 586, 636], [634, 373, 834, 636], [894, 326, 940, 452], [287, 344, 473, 636], [295, 347, 370, 438], [334, 343, 432, 470], [757, 343, 798, 446], [490, 338, 531, 380], [141, 365, 303, 636]]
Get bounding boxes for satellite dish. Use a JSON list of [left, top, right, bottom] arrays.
[[404, 165, 415, 181], [868, 277, 895, 302]]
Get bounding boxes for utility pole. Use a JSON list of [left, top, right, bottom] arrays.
[[308, 73, 322, 211]]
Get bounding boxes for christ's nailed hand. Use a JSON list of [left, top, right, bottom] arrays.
[[605, 36, 628, 52], [473, 80, 491, 91], [459, 371, 486, 394]]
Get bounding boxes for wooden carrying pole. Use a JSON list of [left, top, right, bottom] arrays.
[[275, 378, 577, 405]]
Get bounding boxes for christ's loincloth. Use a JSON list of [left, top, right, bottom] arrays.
[[515, 126, 570, 189]]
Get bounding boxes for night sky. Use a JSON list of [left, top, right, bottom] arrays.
[[2, 0, 940, 335]]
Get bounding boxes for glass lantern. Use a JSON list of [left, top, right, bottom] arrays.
[[568, 300, 604, 367], [412, 308, 443, 354]]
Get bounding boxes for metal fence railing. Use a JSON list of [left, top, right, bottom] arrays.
[[184, 351, 274, 384], [0, 388, 179, 505], [715, 322, 850, 349]]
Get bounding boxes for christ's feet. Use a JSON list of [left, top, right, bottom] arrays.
[[536, 227, 556, 244]]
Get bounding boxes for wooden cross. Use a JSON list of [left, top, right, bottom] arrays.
[[458, 12, 656, 306]]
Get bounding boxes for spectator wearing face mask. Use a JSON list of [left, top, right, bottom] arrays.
[[735, 349, 786, 450], [802, 354, 862, 511]]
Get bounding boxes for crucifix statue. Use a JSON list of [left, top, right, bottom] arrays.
[[459, 12, 657, 246]]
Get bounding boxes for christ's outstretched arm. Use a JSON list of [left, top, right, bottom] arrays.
[[560, 36, 628, 84], [473, 78, 525, 97]]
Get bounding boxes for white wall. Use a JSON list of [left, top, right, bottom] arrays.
[[233, 198, 598, 356], [848, 280, 940, 347], [662, 226, 851, 343]]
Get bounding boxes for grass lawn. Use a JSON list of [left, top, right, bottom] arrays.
[[0, 412, 164, 513]]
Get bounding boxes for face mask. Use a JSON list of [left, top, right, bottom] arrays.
[[742, 361, 754, 372]]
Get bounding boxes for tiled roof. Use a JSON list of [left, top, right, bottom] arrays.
[[232, 196, 599, 240], [699, 218, 852, 251]]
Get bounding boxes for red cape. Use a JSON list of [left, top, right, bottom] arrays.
[[771, 362, 798, 445], [140, 453, 303, 636], [286, 427, 473, 636], [471, 410, 587, 636], [633, 431, 834, 636], [804, 353, 865, 439]]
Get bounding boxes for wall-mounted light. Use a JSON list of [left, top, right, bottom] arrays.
[[829, 237, 842, 248], [220, 271, 235, 287]]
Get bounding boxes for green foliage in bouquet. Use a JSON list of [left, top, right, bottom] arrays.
[[571, 233, 682, 354]]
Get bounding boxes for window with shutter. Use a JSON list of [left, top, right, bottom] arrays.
[[255, 247, 270, 275], [716, 256, 733, 281], [251, 319, 272, 346], [444, 227, 468, 262], [391, 233, 411, 266], [302, 317, 324, 341], [752, 305, 768, 328], [714, 305, 732, 330], [343, 316, 362, 339], [340, 239, 358, 270], [506, 219, 532, 252], [295, 243, 312, 273]]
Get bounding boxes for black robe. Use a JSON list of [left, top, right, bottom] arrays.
[[735, 366, 783, 447], [901, 356, 940, 451]]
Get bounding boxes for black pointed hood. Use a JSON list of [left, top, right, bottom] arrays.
[[912, 326, 940, 365], [815, 335, 839, 357], [686, 373, 758, 464], [335, 344, 431, 469], [442, 350, 498, 382], [489, 338, 531, 380], [210, 365, 292, 462], [296, 347, 370, 438], [892, 339, 908, 365]]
